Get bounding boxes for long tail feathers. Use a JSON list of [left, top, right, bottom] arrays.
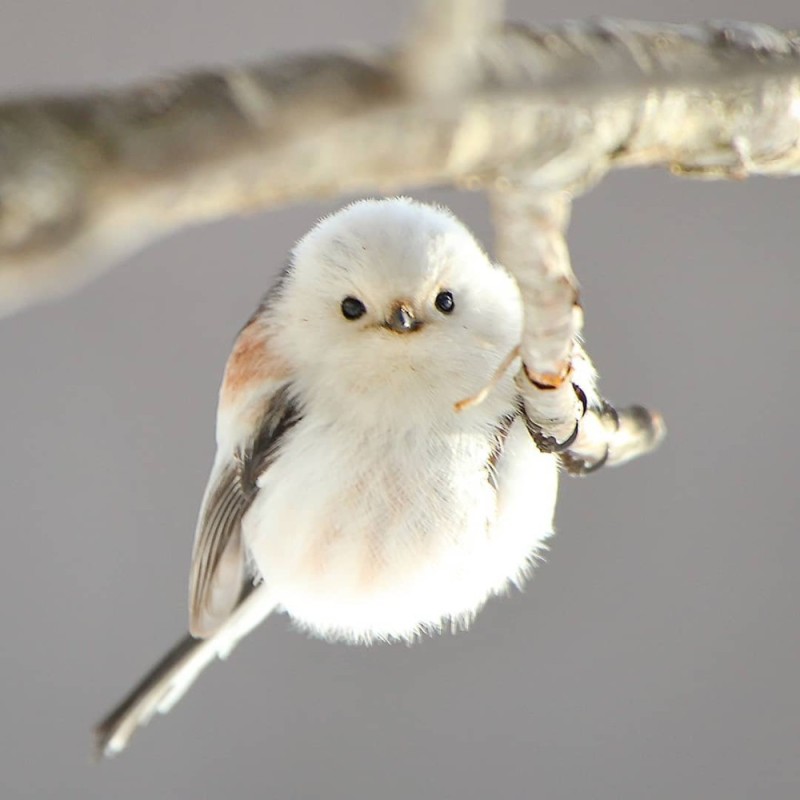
[[94, 584, 274, 759]]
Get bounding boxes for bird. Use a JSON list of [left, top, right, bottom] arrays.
[[94, 196, 598, 757]]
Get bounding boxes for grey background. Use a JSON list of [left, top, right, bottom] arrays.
[[1, 1, 798, 798]]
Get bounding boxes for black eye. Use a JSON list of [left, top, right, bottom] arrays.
[[435, 291, 455, 314], [341, 296, 367, 320]]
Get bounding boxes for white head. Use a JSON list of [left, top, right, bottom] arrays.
[[269, 198, 522, 426]]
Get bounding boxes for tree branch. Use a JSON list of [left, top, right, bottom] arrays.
[[1, 17, 799, 314], [491, 179, 667, 471]]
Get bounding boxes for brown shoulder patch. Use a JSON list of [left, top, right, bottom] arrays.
[[220, 321, 290, 408]]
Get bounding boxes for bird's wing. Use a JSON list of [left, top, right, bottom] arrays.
[[188, 316, 300, 638]]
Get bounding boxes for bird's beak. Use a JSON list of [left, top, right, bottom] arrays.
[[384, 302, 422, 333]]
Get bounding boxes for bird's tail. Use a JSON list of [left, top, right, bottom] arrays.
[[94, 583, 275, 758]]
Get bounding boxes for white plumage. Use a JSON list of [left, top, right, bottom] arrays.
[[96, 197, 571, 756]]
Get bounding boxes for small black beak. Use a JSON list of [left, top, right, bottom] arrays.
[[385, 303, 422, 334]]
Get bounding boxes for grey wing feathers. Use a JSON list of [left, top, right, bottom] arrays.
[[188, 465, 250, 638], [189, 385, 301, 638]]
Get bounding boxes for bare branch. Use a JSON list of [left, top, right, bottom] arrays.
[[1, 18, 800, 314], [492, 184, 582, 385], [401, 0, 505, 96], [562, 405, 667, 474], [492, 182, 585, 447], [491, 174, 667, 470]]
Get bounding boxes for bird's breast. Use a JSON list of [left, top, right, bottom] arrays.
[[241, 408, 555, 642]]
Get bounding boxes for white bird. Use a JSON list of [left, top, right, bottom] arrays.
[[95, 197, 601, 757]]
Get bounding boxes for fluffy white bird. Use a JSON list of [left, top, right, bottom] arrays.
[[95, 197, 599, 757]]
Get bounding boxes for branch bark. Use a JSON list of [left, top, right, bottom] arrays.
[[1, 18, 799, 314], [491, 180, 667, 471]]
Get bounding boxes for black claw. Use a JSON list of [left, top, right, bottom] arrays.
[[572, 383, 588, 417], [553, 420, 580, 452], [582, 445, 610, 473], [601, 401, 620, 431], [523, 415, 580, 454], [560, 444, 610, 476]]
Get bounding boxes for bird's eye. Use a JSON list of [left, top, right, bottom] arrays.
[[341, 296, 367, 320], [435, 291, 455, 314]]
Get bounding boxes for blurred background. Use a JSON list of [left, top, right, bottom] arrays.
[[1, 1, 798, 798]]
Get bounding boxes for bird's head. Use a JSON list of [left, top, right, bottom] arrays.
[[270, 198, 522, 426]]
